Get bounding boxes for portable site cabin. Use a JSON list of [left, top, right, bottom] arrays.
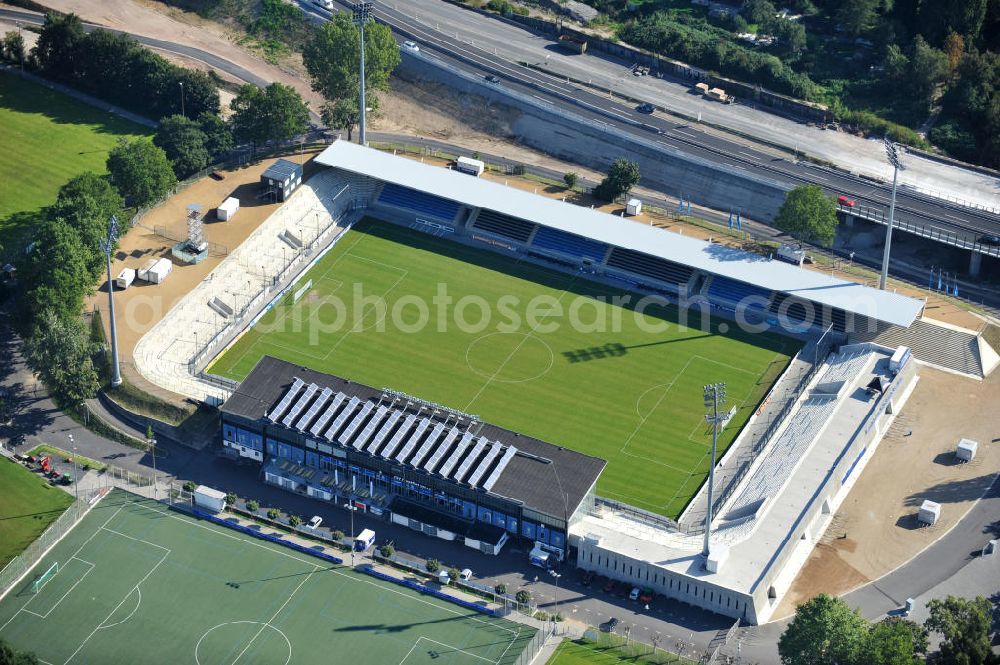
[[626, 198, 642, 216], [193, 485, 227, 513], [217, 197, 240, 221], [115, 268, 136, 290], [354, 528, 376, 551], [138, 257, 172, 284], [261, 159, 303, 202], [456, 156, 485, 177], [918, 500, 941, 525], [695, 82, 710, 95], [707, 87, 729, 102]]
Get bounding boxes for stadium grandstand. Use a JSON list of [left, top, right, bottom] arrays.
[[221, 356, 606, 558]]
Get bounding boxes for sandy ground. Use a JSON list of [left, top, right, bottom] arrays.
[[84, 153, 316, 399], [773, 366, 1000, 619]]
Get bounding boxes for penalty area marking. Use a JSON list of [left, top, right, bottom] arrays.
[[398, 636, 497, 665]]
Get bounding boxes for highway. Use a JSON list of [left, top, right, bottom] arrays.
[[6, 4, 998, 248], [308, 0, 1000, 247]]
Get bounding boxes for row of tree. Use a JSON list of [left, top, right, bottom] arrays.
[[0, 638, 39, 665], [780, 593, 998, 665], [31, 13, 220, 122]]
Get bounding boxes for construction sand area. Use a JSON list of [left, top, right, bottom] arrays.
[[85, 153, 315, 399], [773, 365, 1000, 619]]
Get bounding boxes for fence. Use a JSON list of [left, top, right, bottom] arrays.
[[0, 487, 106, 601]]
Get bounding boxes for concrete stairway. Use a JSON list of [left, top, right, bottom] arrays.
[[852, 319, 983, 377]]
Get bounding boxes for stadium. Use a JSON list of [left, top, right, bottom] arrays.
[[133, 139, 925, 625]]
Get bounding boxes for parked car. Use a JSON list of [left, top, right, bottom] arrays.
[[485, 74, 500, 84], [978, 233, 1000, 246], [639, 589, 654, 604], [629, 586, 641, 601], [615, 584, 630, 599], [460, 568, 473, 581], [402, 40, 419, 52], [603, 579, 617, 594], [637, 102, 655, 113], [837, 195, 856, 207]]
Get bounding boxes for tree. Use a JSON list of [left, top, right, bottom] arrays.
[[863, 617, 927, 665], [267, 507, 280, 520], [593, 158, 640, 202], [924, 595, 993, 665], [22, 311, 100, 406], [884, 43, 911, 81], [778, 594, 868, 665], [331, 529, 345, 541], [288, 515, 302, 527], [320, 97, 360, 142], [246, 499, 259, 512], [515, 589, 531, 605], [743, 0, 777, 26], [106, 139, 177, 207], [154, 115, 210, 178], [447, 567, 460, 584], [19, 220, 93, 323], [303, 12, 400, 115], [49, 173, 124, 276], [2, 31, 24, 65], [183, 480, 197, 492], [494, 583, 508, 596], [908, 36, 949, 102], [835, 0, 882, 36], [944, 31, 965, 74], [197, 112, 233, 157], [773, 185, 839, 247], [229, 83, 309, 155], [32, 13, 85, 81], [378, 543, 395, 558], [225, 492, 237, 505], [773, 19, 807, 54], [173, 69, 221, 119], [563, 172, 578, 189], [0, 638, 40, 665], [425, 559, 440, 573]]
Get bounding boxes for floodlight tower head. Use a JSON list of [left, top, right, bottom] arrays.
[[352, 1, 372, 25], [883, 137, 906, 172], [703, 383, 727, 411]]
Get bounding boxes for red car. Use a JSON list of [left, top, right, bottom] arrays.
[[837, 195, 856, 207], [603, 579, 617, 594]]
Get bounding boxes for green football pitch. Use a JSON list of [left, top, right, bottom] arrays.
[[0, 71, 151, 238], [211, 219, 796, 518], [0, 490, 536, 665]]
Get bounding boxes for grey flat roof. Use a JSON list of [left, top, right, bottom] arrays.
[[223, 356, 606, 519], [316, 141, 923, 327], [262, 158, 301, 181]]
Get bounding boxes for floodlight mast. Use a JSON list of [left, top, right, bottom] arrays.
[[702, 383, 727, 562], [880, 138, 905, 290], [353, 2, 373, 146], [102, 215, 123, 387]]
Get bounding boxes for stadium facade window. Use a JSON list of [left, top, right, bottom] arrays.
[[305, 451, 319, 468], [223, 424, 236, 442], [320, 455, 334, 471], [266, 438, 278, 456], [291, 447, 304, 465], [278, 443, 292, 459]]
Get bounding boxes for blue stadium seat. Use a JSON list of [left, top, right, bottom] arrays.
[[605, 248, 693, 285], [707, 277, 773, 309], [472, 210, 535, 243], [531, 226, 609, 262], [378, 183, 461, 221]]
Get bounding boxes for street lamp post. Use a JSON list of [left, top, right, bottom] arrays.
[[702, 383, 727, 563], [345, 500, 357, 567], [353, 2, 373, 145], [68, 434, 78, 501], [150, 437, 157, 500], [179, 81, 185, 117], [102, 216, 122, 387], [549, 570, 561, 631], [880, 138, 906, 290]]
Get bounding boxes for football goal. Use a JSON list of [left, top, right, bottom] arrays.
[[30, 562, 59, 594]]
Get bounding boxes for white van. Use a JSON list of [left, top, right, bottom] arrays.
[[313, 0, 334, 10]]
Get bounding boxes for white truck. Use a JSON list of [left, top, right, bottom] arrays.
[[354, 528, 376, 551]]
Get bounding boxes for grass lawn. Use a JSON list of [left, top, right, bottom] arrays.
[[0, 458, 74, 568], [211, 219, 796, 519], [0, 490, 536, 665], [0, 71, 151, 239]]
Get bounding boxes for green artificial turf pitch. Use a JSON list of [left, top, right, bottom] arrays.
[[211, 219, 796, 518], [0, 490, 536, 665], [0, 458, 74, 568], [0, 71, 151, 237]]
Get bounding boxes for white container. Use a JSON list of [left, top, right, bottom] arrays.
[[115, 268, 136, 290], [217, 197, 240, 221], [918, 499, 940, 525], [889, 346, 911, 374], [456, 156, 485, 176], [138, 257, 172, 284], [193, 485, 227, 513], [626, 198, 642, 215], [956, 438, 978, 462]]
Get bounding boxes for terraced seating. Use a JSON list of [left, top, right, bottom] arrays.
[[853, 318, 984, 377], [531, 226, 609, 262], [707, 276, 773, 308], [605, 247, 693, 286], [377, 183, 460, 221], [471, 209, 536, 243]]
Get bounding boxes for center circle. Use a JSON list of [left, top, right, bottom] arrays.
[[195, 621, 291, 665], [465, 332, 554, 384]]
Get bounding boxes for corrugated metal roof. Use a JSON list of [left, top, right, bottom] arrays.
[[262, 158, 302, 182], [315, 141, 924, 327]]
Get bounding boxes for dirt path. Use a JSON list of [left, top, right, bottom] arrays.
[[773, 367, 1000, 619]]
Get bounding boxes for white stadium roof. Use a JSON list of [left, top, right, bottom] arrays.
[[316, 141, 924, 328]]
